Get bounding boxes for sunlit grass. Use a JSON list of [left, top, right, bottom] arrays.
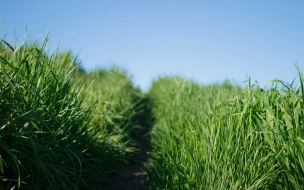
[[146, 70, 304, 189]]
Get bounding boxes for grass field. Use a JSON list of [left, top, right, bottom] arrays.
[[0, 36, 145, 189], [1, 34, 304, 189], [145, 73, 304, 189]]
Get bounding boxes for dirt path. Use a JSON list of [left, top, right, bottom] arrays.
[[111, 97, 153, 190], [111, 132, 151, 190]]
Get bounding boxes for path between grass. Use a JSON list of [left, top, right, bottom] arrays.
[[112, 96, 153, 190], [111, 131, 151, 190]]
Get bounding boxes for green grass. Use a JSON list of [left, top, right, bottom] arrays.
[[0, 36, 144, 189], [145, 74, 304, 189], [2, 31, 304, 190], [77, 67, 147, 168]]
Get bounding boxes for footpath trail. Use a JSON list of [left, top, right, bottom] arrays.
[[112, 97, 153, 190], [112, 131, 151, 190]]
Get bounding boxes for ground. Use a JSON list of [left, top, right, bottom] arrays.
[[111, 132, 151, 190]]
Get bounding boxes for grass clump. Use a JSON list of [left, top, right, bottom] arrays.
[[0, 37, 90, 189], [0, 35, 144, 189], [146, 74, 304, 189]]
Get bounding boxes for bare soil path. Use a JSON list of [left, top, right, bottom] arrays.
[[112, 132, 151, 190], [112, 97, 153, 190]]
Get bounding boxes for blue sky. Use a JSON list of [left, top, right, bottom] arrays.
[[1, 1, 303, 91]]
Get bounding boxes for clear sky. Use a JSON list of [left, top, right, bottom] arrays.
[[1, 1, 304, 91]]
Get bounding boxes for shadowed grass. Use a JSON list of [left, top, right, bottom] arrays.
[[0, 35, 144, 189]]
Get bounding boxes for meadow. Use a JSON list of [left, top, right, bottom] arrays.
[[1, 34, 304, 189], [146, 73, 304, 189], [0, 36, 146, 189]]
